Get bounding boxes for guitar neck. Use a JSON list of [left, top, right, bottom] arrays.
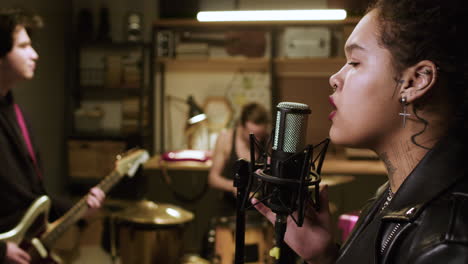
[[41, 170, 123, 248]]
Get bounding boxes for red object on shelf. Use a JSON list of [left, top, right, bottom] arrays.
[[338, 211, 360, 242], [161, 149, 211, 162]]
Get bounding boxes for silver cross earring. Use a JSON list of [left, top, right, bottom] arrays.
[[399, 96, 411, 128]]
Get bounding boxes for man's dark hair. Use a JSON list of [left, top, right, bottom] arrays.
[[0, 7, 42, 58]]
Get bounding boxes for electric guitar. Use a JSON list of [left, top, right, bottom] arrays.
[[0, 148, 150, 263]]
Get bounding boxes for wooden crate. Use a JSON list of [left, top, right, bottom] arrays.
[[68, 140, 126, 179]]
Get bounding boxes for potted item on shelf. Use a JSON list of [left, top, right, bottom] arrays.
[[125, 12, 143, 42]]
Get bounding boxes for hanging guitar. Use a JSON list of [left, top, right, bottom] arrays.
[[0, 148, 150, 263]]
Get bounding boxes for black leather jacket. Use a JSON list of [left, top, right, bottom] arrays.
[[336, 134, 468, 264]]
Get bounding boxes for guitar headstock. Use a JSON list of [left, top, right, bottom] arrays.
[[115, 148, 150, 177]]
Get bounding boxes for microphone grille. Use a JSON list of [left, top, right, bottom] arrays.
[[277, 102, 309, 110], [273, 102, 310, 153]]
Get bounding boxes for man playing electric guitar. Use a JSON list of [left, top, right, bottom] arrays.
[[0, 8, 105, 264], [0, 148, 148, 264]]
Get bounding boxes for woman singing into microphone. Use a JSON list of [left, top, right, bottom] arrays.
[[253, 0, 468, 263]]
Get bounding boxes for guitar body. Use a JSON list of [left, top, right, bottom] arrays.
[[0, 196, 50, 244], [0, 196, 61, 263]]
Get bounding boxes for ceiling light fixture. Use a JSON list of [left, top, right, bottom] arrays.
[[197, 9, 347, 22]]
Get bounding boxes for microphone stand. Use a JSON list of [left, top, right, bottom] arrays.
[[235, 134, 328, 264], [233, 159, 250, 264]]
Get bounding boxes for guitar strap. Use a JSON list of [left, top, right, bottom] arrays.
[[14, 104, 43, 180]]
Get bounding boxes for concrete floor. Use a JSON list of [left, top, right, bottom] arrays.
[[70, 245, 115, 264]]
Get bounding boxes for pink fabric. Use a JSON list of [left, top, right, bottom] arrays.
[[14, 104, 42, 179], [338, 211, 360, 242]]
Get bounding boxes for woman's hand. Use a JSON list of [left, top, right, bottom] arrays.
[[252, 185, 338, 264], [5, 242, 31, 264]]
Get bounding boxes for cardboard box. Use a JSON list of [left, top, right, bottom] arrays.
[[281, 27, 331, 58]]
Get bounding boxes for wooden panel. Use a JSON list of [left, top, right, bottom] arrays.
[[275, 58, 345, 78], [275, 58, 345, 148], [68, 140, 126, 179], [277, 77, 334, 146]]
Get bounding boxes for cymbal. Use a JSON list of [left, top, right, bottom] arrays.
[[113, 199, 194, 226], [181, 254, 210, 264]]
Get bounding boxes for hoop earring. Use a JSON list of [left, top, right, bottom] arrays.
[[399, 96, 411, 128]]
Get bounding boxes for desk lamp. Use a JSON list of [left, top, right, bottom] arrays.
[[187, 95, 207, 125]]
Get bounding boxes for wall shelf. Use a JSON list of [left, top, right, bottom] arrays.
[[156, 57, 270, 72], [155, 57, 346, 77], [79, 87, 144, 99]]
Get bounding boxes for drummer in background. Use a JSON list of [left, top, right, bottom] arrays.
[[208, 102, 270, 216]]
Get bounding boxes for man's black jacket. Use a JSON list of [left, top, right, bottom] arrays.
[[0, 93, 70, 261]]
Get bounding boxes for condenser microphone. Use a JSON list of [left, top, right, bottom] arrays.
[[269, 102, 311, 215], [266, 102, 311, 263]]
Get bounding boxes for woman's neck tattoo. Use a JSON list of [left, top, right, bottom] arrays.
[[381, 152, 397, 177]]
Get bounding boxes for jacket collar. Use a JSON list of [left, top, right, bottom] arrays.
[[383, 132, 467, 221], [0, 91, 14, 107]]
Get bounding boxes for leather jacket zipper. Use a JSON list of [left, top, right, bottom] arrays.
[[380, 223, 401, 255]]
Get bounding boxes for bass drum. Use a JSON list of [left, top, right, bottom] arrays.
[[207, 213, 274, 264], [113, 199, 194, 264]]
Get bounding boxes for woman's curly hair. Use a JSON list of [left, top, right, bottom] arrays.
[[370, 0, 467, 142]]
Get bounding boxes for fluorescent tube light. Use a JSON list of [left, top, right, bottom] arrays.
[[197, 9, 347, 22]]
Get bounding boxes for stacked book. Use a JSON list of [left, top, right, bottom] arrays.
[[121, 52, 141, 89], [176, 42, 209, 59], [121, 97, 149, 134]]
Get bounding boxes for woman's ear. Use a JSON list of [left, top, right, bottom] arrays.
[[398, 60, 438, 103]]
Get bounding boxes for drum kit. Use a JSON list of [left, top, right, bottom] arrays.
[[105, 200, 272, 264], [104, 174, 353, 264]]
